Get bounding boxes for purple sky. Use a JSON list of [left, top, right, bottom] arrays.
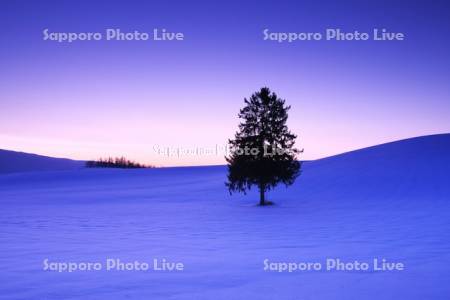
[[1, 1, 449, 166]]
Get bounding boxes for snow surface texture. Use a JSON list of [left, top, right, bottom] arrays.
[[0, 134, 449, 299]]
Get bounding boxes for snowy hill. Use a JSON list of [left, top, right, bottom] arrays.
[[0, 134, 449, 299], [287, 133, 450, 203], [0, 149, 84, 174]]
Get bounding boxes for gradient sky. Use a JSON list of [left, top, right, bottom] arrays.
[[1, 0, 449, 166]]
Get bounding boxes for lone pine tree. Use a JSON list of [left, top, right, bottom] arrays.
[[226, 87, 301, 205]]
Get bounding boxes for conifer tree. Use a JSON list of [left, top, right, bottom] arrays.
[[226, 87, 301, 205]]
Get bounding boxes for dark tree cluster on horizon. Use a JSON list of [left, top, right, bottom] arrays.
[[86, 157, 152, 169]]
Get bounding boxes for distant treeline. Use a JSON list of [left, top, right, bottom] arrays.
[[86, 157, 153, 169]]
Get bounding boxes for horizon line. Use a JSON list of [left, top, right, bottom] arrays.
[[1, 132, 448, 168]]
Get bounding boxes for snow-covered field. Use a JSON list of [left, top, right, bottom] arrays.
[[1, 134, 449, 299]]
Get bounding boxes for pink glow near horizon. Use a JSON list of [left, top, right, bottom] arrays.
[[1, 72, 448, 166], [2, 0, 450, 166], [1, 22, 449, 166]]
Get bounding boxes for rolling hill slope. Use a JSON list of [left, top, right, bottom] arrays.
[[0, 149, 85, 174], [0, 134, 449, 299]]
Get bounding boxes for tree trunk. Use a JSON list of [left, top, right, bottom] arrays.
[[259, 184, 265, 206]]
